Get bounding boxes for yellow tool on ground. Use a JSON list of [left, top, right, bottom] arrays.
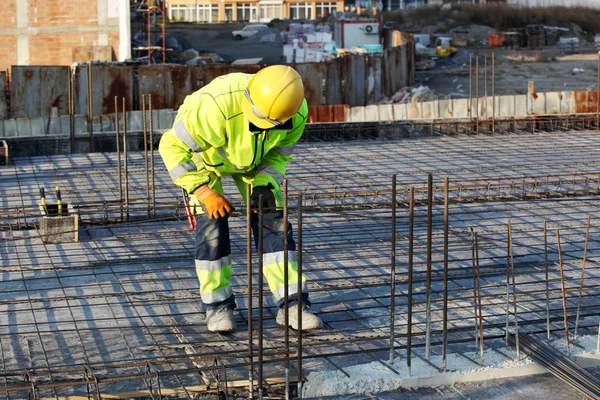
[[39, 188, 48, 215], [56, 186, 62, 216]]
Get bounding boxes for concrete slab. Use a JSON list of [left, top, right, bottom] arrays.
[[349, 106, 366, 122], [364, 105, 380, 122], [392, 104, 407, 120], [378, 104, 394, 121], [16, 118, 31, 137]]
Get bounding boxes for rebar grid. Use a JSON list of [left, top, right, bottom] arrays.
[[1, 131, 600, 398]]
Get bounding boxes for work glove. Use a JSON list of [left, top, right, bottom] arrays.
[[193, 185, 232, 219], [251, 184, 277, 213]]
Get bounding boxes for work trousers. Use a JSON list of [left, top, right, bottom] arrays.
[[194, 208, 310, 312]]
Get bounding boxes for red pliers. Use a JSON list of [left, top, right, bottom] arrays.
[[182, 188, 197, 230]]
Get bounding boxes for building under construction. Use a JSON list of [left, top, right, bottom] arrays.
[[2, 58, 600, 398]]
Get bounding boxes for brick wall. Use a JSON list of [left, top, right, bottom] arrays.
[[0, 0, 120, 74], [0, 1, 16, 29], [29, 0, 98, 28], [30, 34, 99, 65]]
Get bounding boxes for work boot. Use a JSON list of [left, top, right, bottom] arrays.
[[276, 304, 323, 331], [206, 307, 236, 333]]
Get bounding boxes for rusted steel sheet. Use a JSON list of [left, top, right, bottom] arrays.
[[201, 64, 261, 87], [383, 46, 403, 98], [366, 56, 382, 105], [325, 58, 344, 105], [293, 63, 326, 107], [571, 91, 599, 114], [0, 72, 7, 120], [10, 66, 69, 119], [307, 104, 348, 123], [138, 65, 198, 111], [73, 64, 135, 116], [344, 55, 366, 107], [333, 104, 348, 122]]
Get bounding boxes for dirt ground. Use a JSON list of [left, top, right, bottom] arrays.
[[416, 46, 600, 98]]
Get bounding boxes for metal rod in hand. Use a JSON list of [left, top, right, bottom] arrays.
[[122, 97, 129, 221], [475, 232, 484, 365], [425, 173, 433, 359], [442, 177, 449, 372], [246, 184, 254, 399], [283, 180, 290, 400], [149, 94, 156, 217], [389, 174, 397, 363], [574, 215, 591, 338], [545, 221, 550, 341], [508, 220, 519, 358], [407, 186, 414, 376], [114, 96, 123, 222], [556, 228, 570, 352], [258, 195, 264, 399], [142, 94, 150, 217], [297, 193, 304, 398]]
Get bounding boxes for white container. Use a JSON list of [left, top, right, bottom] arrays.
[[413, 34, 431, 47], [323, 32, 333, 43], [316, 32, 324, 42], [306, 33, 317, 43]]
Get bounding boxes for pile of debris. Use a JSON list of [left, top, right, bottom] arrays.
[[379, 86, 438, 104]]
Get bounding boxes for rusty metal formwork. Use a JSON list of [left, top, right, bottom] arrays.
[[9, 66, 70, 119], [2, 129, 600, 398]]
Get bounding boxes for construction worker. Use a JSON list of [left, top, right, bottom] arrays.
[[159, 65, 323, 333]]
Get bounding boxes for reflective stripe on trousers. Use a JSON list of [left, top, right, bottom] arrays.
[[194, 209, 310, 309]]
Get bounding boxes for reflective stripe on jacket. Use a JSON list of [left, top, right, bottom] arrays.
[[158, 72, 308, 204]]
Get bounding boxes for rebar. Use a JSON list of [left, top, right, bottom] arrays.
[[441, 177, 449, 371], [283, 179, 290, 400], [508, 220, 520, 357], [246, 184, 254, 400], [475, 232, 484, 365], [297, 192, 304, 398], [406, 186, 414, 377], [114, 96, 123, 222], [556, 228, 570, 352], [574, 215, 591, 337], [545, 221, 550, 341], [142, 94, 150, 217], [425, 173, 433, 359], [122, 97, 130, 222], [389, 174, 397, 363], [258, 195, 264, 400]]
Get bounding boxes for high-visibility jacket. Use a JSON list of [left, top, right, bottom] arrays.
[[159, 73, 308, 209]]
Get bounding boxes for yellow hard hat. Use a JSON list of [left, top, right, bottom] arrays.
[[242, 65, 305, 130]]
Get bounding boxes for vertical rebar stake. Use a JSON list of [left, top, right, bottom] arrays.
[[425, 173, 433, 359], [149, 94, 156, 217], [492, 52, 495, 134], [297, 193, 304, 398], [471, 227, 479, 351], [247, 184, 254, 399], [122, 97, 129, 221], [476, 56, 480, 134], [441, 177, 449, 372], [574, 215, 591, 338], [484, 54, 488, 121], [469, 54, 473, 124], [545, 221, 550, 341], [407, 186, 414, 377], [508, 220, 519, 358], [505, 221, 511, 348], [283, 180, 290, 400], [114, 96, 123, 222], [475, 232, 484, 365], [556, 229, 570, 353], [87, 62, 94, 152], [389, 174, 397, 363], [142, 94, 150, 217], [258, 195, 264, 400]]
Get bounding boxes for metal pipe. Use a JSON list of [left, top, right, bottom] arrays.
[[425, 173, 433, 359], [246, 184, 254, 400], [283, 179, 290, 400], [297, 192, 304, 398], [545, 221, 550, 341], [142, 94, 150, 217], [114, 96, 123, 222], [508, 220, 520, 358], [407, 186, 414, 377], [122, 97, 129, 222], [442, 177, 449, 371], [556, 228, 570, 352], [389, 174, 397, 363], [574, 215, 591, 338], [258, 195, 264, 399], [149, 94, 155, 217]]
